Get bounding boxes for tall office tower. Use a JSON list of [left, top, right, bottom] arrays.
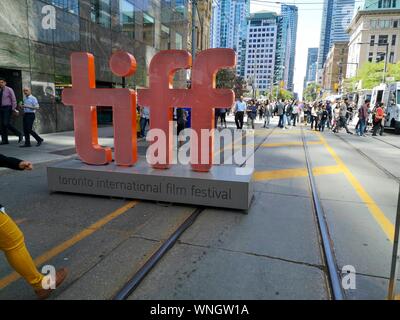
[[281, 4, 298, 91], [274, 4, 298, 91], [234, 0, 250, 77], [303, 48, 319, 89], [210, 0, 220, 48], [244, 11, 278, 92], [317, 0, 355, 75], [210, 0, 250, 77]]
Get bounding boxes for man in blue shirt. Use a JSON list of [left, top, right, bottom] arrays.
[[19, 88, 44, 147], [234, 96, 246, 129]]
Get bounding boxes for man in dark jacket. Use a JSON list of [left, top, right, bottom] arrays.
[[0, 154, 67, 299]]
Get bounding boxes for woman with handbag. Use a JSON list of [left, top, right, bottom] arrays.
[[19, 88, 44, 147]]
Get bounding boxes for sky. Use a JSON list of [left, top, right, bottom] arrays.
[[250, 0, 324, 99]]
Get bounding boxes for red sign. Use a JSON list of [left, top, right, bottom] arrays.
[[62, 49, 236, 172]]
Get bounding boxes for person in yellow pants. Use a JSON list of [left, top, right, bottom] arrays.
[[0, 153, 67, 299]]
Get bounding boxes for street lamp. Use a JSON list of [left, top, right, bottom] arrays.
[[357, 41, 389, 83]]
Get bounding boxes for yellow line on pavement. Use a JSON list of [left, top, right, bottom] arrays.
[[261, 141, 323, 148], [316, 132, 395, 242], [253, 165, 342, 181], [255, 130, 316, 136], [0, 200, 138, 290]]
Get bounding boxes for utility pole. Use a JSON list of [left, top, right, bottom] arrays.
[[253, 51, 257, 99], [388, 186, 400, 300], [191, 0, 197, 59]]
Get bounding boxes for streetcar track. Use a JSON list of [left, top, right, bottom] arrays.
[[113, 126, 277, 300], [372, 135, 400, 150], [333, 133, 400, 183], [301, 126, 344, 300]]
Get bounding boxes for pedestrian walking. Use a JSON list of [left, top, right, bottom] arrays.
[[372, 102, 385, 136], [291, 101, 299, 126], [319, 106, 328, 132], [334, 98, 353, 134], [219, 108, 227, 128], [276, 100, 285, 128], [263, 102, 273, 128], [19, 88, 44, 147], [310, 102, 319, 130], [0, 78, 23, 145], [326, 101, 332, 129], [139, 106, 150, 138], [246, 101, 257, 129], [356, 99, 369, 136], [234, 96, 246, 129], [0, 153, 68, 299]]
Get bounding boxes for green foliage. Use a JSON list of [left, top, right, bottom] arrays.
[[303, 83, 322, 101], [346, 61, 400, 90], [216, 68, 248, 98], [267, 86, 294, 101]]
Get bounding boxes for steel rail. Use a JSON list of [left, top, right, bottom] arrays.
[[113, 124, 276, 300], [301, 126, 344, 300], [113, 207, 202, 300], [334, 133, 400, 184]]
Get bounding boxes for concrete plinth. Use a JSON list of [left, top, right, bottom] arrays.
[[47, 159, 254, 210]]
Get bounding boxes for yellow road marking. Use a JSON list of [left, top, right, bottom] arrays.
[[261, 141, 323, 148], [316, 132, 395, 242], [0, 201, 138, 289], [313, 165, 343, 176], [255, 130, 316, 136], [253, 165, 342, 181]]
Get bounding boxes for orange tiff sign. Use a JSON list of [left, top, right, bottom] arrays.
[[62, 49, 236, 172]]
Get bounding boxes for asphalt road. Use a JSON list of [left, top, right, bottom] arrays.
[[0, 119, 399, 300]]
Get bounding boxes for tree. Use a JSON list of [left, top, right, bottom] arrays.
[[266, 86, 294, 101], [303, 83, 322, 101], [216, 68, 248, 98], [345, 61, 400, 90]]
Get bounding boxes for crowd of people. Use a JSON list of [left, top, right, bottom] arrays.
[[230, 96, 387, 136]]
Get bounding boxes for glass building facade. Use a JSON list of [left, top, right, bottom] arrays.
[[274, 4, 298, 91], [210, 0, 249, 78], [0, 0, 189, 133], [303, 47, 318, 89], [317, 0, 355, 71]]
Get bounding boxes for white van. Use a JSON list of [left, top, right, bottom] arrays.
[[371, 82, 400, 134]]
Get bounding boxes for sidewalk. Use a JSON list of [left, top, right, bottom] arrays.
[[0, 126, 116, 171]]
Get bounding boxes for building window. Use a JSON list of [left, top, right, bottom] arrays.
[[370, 35, 375, 46], [175, 32, 182, 50], [119, 0, 134, 38], [368, 52, 373, 62], [378, 35, 388, 45], [378, 0, 397, 8], [394, 20, 398, 28], [90, 0, 111, 28], [160, 25, 170, 50], [392, 34, 396, 46], [143, 13, 155, 46], [376, 52, 385, 62], [47, 0, 79, 14]]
